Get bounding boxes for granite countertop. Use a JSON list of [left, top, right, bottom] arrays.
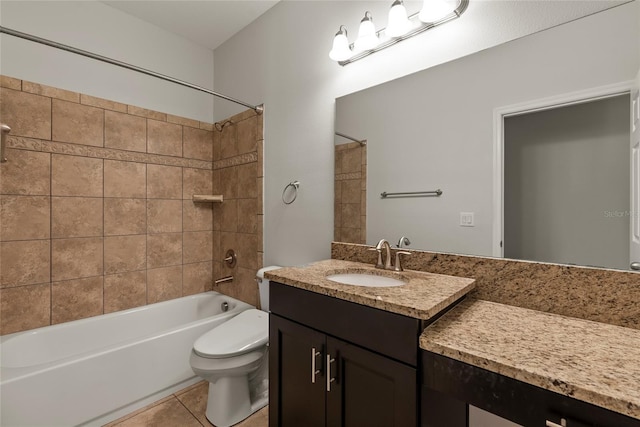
[[264, 259, 476, 320], [420, 299, 640, 420]]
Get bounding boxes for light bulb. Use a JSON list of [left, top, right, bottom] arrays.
[[386, 0, 412, 38], [329, 26, 352, 61], [354, 11, 379, 52], [419, 0, 456, 23]]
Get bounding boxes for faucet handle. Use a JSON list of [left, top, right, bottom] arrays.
[[368, 247, 384, 269], [394, 251, 411, 272]]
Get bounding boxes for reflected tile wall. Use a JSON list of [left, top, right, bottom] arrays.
[[0, 76, 221, 335], [334, 142, 366, 244]]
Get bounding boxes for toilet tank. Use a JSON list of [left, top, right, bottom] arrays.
[[256, 266, 281, 312]]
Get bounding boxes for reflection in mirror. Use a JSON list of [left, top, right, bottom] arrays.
[[335, 2, 640, 270]]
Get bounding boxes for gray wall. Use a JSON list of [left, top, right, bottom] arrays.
[[504, 95, 630, 270]]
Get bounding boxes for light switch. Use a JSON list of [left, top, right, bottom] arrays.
[[460, 212, 474, 227]]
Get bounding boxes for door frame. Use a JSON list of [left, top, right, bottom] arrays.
[[492, 81, 634, 257]]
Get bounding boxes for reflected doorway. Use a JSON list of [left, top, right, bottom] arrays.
[[503, 94, 630, 270]]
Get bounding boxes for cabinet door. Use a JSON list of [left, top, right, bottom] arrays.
[[326, 337, 417, 427], [269, 315, 326, 427]]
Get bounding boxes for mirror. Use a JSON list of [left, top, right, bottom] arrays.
[[335, 2, 639, 270]]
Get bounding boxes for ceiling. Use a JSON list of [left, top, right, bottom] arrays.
[[102, 0, 280, 51]]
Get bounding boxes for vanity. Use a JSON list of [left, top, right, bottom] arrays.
[[265, 258, 640, 427]]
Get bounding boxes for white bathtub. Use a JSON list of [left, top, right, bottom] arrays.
[[0, 291, 253, 427]]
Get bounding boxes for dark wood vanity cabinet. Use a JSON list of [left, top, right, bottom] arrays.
[[269, 282, 421, 427], [422, 352, 640, 427]]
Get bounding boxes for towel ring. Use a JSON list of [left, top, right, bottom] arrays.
[[282, 181, 300, 205]]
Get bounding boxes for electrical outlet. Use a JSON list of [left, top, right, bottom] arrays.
[[460, 212, 474, 227]]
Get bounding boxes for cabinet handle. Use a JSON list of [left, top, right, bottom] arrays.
[[546, 419, 567, 427], [311, 347, 321, 384], [326, 354, 336, 392]]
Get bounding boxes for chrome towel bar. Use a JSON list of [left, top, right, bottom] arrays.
[[381, 189, 442, 198]]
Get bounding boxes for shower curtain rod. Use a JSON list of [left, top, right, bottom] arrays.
[[0, 26, 263, 114]]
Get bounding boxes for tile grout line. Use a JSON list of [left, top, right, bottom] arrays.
[[173, 393, 208, 427], [49, 92, 53, 325]]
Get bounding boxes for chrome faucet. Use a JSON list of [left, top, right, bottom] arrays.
[[375, 239, 393, 270], [396, 236, 411, 248]]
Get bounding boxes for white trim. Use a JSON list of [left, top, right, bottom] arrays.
[[492, 80, 634, 259]]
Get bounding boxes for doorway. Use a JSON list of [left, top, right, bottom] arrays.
[[502, 94, 630, 270]]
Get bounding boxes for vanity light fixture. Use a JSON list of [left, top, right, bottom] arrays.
[[354, 12, 379, 52], [386, 0, 413, 38], [329, 0, 468, 66], [329, 26, 352, 61]]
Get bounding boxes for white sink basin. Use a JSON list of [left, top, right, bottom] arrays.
[[326, 273, 405, 287]]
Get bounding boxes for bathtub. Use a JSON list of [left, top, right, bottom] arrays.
[[0, 291, 253, 427]]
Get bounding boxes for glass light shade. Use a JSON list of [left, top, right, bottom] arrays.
[[418, 0, 456, 23], [329, 31, 352, 61], [354, 12, 379, 52], [386, 1, 412, 38]]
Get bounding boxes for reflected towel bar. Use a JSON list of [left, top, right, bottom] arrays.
[[381, 189, 443, 198]]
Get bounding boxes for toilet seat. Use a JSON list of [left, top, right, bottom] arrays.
[[194, 309, 268, 359]]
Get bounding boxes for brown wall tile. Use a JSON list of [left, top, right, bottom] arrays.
[[341, 148, 361, 173], [52, 237, 103, 282], [22, 81, 79, 102], [52, 197, 102, 238], [52, 154, 103, 197], [104, 270, 147, 313], [105, 235, 146, 274], [147, 164, 182, 199], [0, 196, 50, 241], [147, 199, 182, 233], [51, 276, 103, 324], [200, 122, 214, 131], [104, 198, 146, 236], [237, 199, 257, 234], [0, 149, 50, 196], [220, 124, 238, 159], [236, 267, 259, 306], [342, 203, 361, 229], [104, 160, 146, 198], [147, 119, 182, 157], [0, 75, 21, 90], [0, 88, 51, 139], [220, 199, 238, 232], [52, 99, 104, 146], [183, 262, 212, 296], [147, 233, 182, 268], [183, 231, 213, 264], [183, 168, 212, 199], [0, 284, 50, 334], [237, 233, 258, 270], [0, 240, 50, 287], [237, 163, 257, 198], [147, 265, 182, 303], [167, 114, 199, 129], [128, 105, 166, 121], [105, 110, 147, 152], [237, 117, 257, 154], [342, 180, 360, 203], [257, 139, 264, 178], [183, 127, 213, 161], [183, 201, 213, 232], [80, 94, 127, 112], [219, 167, 238, 199]]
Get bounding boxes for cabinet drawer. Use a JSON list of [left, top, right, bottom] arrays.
[[271, 282, 421, 366]]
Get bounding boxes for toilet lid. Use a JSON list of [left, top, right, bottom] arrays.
[[193, 309, 268, 359]]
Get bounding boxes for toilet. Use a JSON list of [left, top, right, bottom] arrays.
[[190, 266, 280, 427]]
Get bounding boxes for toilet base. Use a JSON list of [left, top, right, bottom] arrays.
[[204, 378, 268, 427]]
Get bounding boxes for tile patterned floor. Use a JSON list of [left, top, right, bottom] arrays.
[[104, 381, 268, 427]]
